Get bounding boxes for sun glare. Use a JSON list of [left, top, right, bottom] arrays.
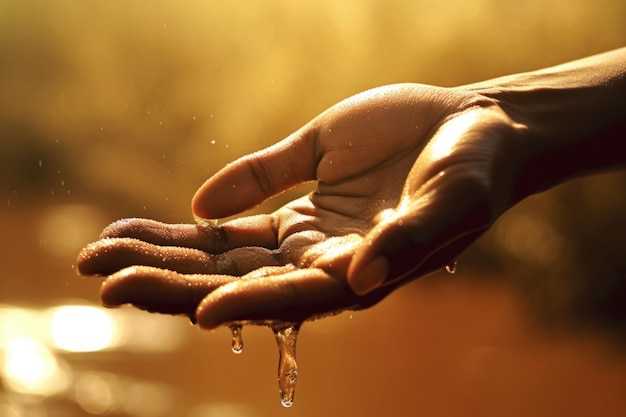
[[2, 336, 70, 396], [49, 305, 119, 352]]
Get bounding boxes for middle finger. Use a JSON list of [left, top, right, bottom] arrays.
[[77, 237, 282, 276]]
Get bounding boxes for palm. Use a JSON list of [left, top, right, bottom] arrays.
[[78, 84, 522, 328]]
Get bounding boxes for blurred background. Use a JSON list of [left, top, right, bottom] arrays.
[[1, 0, 625, 416]]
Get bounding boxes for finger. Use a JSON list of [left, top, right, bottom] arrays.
[[77, 237, 281, 277], [195, 268, 347, 329], [347, 179, 492, 295], [100, 266, 237, 317], [99, 216, 279, 253], [192, 125, 319, 219]]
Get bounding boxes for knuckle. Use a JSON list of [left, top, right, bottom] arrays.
[[245, 157, 276, 198]]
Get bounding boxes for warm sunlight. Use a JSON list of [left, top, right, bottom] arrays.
[[2, 336, 71, 396], [1, 0, 625, 415], [49, 305, 118, 352]]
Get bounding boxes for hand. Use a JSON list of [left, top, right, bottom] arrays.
[[77, 83, 526, 329]]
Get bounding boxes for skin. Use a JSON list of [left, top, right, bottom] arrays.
[[77, 48, 626, 330]]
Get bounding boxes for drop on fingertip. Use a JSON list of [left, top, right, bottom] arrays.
[[193, 213, 218, 227]]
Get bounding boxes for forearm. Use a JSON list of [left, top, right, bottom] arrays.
[[464, 47, 626, 202]]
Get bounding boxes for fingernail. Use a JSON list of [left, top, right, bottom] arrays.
[[350, 256, 388, 295]]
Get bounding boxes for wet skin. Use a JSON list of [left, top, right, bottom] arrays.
[[77, 83, 527, 329]]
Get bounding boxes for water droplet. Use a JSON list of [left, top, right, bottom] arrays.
[[228, 324, 243, 354], [38, 160, 43, 168], [211, 140, 216, 145], [445, 260, 458, 274], [272, 322, 300, 408], [193, 213, 218, 227]]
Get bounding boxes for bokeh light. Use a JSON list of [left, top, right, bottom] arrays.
[[1, 0, 625, 415], [2, 336, 71, 396], [49, 305, 118, 352], [73, 371, 123, 415]]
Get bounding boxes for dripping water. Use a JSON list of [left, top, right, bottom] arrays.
[[228, 323, 244, 354], [271, 322, 301, 408], [445, 260, 458, 274]]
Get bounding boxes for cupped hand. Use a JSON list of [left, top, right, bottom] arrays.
[[77, 83, 526, 329]]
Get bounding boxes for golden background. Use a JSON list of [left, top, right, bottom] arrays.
[[1, 1, 625, 416]]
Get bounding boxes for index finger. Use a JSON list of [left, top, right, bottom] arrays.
[[99, 216, 280, 253]]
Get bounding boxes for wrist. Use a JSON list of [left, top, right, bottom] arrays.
[[464, 48, 626, 202]]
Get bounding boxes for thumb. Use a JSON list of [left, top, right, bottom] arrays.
[[192, 125, 319, 219], [347, 188, 492, 295]]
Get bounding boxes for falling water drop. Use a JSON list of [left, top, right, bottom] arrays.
[[445, 260, 458, 274], [229, 324, 243, 354], [272, 322, 300, 408]]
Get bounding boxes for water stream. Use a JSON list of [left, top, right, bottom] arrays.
[[226, 321, 301, 407]]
